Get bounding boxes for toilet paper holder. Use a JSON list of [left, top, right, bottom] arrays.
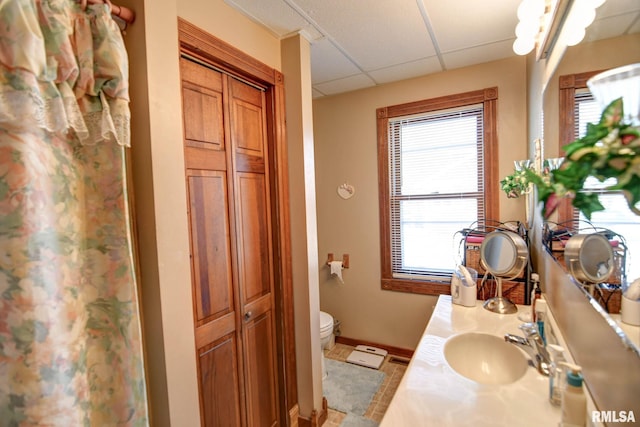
[[326, 253, 349, 268]]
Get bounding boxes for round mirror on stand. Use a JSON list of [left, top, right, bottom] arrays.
[[564, 233, 614, 295], [480, 230, 529, 314]]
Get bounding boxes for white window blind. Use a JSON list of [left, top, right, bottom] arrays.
[[574, 89, 640, 279], [388, 104, 484, 280]]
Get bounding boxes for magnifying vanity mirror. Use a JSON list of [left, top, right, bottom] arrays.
[[542, 221, 628, 313], [480, 231, 529, 314], [564, 233, 614, 294]]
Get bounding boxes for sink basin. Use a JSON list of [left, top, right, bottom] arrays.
[[444, 332, 528, 385]]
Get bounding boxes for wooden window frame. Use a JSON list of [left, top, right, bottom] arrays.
[[377, 87, 499, 295], [557, 70, 604, 224]]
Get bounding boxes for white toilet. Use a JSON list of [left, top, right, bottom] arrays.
[[319, 311, 334, 379]]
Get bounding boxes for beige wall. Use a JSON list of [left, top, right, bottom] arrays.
[[176, 1, 281, 70], [313, 56, 528, 350], [281, 34, 324, 417], [124, 1, 197, 425]]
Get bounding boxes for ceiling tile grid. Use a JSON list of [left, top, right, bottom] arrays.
[[367, 56, 443, 85], [313, 73, 377, 96], [296, 0, 438, 71], [419, 0, 520, 52], [226, 0, 321, 39], [225, 0, 640, 99], [440, 39, 518, 70], [310, 38, 362, 83]]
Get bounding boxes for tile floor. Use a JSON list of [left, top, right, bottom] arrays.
[[323, 343, 408, 427]]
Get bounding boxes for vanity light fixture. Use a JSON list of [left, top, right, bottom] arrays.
[[513, 0, 607, 57], [562, 0, 602, 46], [513, 0, 546, 56]]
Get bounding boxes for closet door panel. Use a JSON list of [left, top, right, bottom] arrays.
[[187, 171, 233, 324], [198, 334, 242, 427], [229, 77, 280, 427], [243, 311, 278, 427], [235, 172, 270, 303], [182, 57, 245, 427], [183, 85, 224, 148], [181, 58, 224, 150], [182, 56, 282, 427], [230, 81, 264, 158]]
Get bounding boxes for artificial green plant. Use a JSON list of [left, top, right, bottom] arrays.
[[526, 98, 640, 219]]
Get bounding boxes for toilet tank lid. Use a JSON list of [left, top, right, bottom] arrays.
[[319, 311, 333, 329]]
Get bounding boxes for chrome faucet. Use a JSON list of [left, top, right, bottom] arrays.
[[504, 322, 551, 376]]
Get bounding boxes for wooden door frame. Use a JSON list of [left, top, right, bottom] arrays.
[[178, 18, 298, 426]]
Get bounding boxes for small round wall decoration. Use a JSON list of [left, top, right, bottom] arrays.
[[337, 183, 355, 199]]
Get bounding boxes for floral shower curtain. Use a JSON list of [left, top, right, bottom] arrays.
[[0, 1, 148, 425]]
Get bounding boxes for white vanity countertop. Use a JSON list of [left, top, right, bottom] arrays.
[[380, 295, 561, 427]]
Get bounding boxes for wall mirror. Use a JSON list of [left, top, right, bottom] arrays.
[[540, 0, 640, 354], [480, 231, 528, 314]]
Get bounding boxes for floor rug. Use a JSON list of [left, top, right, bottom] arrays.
[[323, 359, 385, 416], [339, 413, 379, 427]]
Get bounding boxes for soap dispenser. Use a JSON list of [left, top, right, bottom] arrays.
[[560, 363, 586, 426]]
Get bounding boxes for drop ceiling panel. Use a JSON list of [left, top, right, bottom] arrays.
[[422, 0, 520, 52], [587, 0, 640, 42], [224, 0, 639, 98], [368, 56, 443, 84], [585, 13, 640, 42], [441, 39, 517, 70], [596, 0, 640, 18], [224, 0, 322, 40], [311, 39, 361, 84], [313, 73, 376, 97], [295, 0, 436, 71]]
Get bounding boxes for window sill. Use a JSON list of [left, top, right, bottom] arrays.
[[381, 278, 450, 296]]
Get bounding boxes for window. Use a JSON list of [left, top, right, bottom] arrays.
[[377, 88, 499, 295], [559, 73, 640, 280]]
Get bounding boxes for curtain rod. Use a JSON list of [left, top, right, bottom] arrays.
[[83, 0, 135, 25]]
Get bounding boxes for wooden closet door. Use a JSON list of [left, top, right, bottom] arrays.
[[228, 77, 280, 427], [181, 57, 280, 427], [181, 58, 244, 427]]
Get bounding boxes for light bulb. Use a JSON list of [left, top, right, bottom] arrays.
[[513, 37, 535, 55], [517, 0, 545, 21], [587, 0, 606, 8], [516, 20, 539, 38], [565, 27, 586, 46], [574, 6, 596, 27]]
